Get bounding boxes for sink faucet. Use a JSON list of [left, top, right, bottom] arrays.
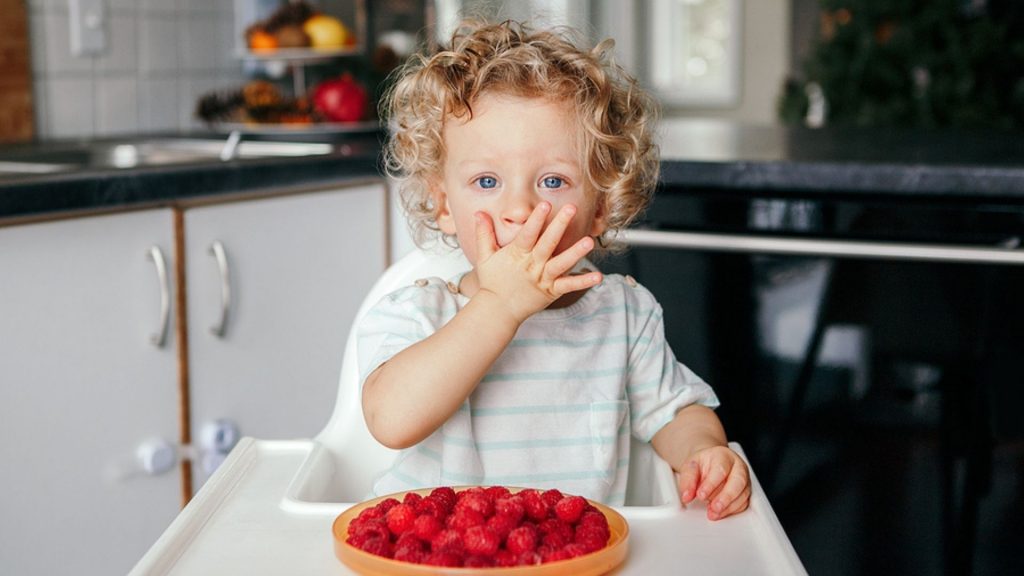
[[220, 130, 243, 161]]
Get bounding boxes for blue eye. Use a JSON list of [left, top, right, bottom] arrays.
[[477, 176, 498, 189], [542, 176, 564, 189]]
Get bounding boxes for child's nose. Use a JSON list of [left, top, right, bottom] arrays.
[[500, 188, 537, 227]]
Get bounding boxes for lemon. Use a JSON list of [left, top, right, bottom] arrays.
[[303, 14, 350, 49]]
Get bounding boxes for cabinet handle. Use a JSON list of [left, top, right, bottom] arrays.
[[209, 240, 231, 337], [146, 246, 170, 347]]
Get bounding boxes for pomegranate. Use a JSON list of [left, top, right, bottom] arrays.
[[311, 74, 368, 123]]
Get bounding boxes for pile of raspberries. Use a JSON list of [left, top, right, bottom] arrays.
[[345, 486, 612, 567]]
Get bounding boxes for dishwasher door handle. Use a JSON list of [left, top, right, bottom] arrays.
[[620, 229, 1024, 265]]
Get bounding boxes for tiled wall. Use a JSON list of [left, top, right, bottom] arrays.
[[28, 0, 245, 138]]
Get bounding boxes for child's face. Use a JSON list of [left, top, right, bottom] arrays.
[[432, 93, 606, 265]]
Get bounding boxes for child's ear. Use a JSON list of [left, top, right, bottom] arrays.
[[589, 195, 608, 238], [430, 180, 458, 236]]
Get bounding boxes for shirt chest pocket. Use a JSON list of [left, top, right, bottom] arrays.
[[589, 400, 628, 478]]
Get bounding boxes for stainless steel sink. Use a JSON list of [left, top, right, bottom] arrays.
[[0, 136, 335, 178]]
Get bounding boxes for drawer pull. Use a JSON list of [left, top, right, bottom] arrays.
[[146, 245, 170, 347], [209, 240, 231, 337]]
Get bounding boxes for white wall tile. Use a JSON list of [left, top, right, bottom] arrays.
[[138, 0, 186, 14], [32, 80, 50, 138], [180, 14, 221, 71], [95, 76, 139, 135], [43, 10, 94, 74], [95, 13, 138, 74], [44, 76, 95, 138], [138, 14, 180, 73], [138, 78, 180, 133], [29, 10, 48, 76]]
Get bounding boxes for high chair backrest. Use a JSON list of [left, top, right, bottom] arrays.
[[315, 247, 472, 492]]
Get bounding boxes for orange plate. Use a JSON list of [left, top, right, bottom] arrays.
[[332, 487, 629, 575]]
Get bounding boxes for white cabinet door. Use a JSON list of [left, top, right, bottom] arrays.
[[0, 210, 182, 576], [185, 184, 386, 485]]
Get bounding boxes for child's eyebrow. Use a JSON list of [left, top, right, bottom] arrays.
[[456, 157, 580, 170]]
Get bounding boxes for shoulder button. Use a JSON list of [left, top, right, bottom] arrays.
[[446, 281, 460, 294], [624, 275, 638, 287], [414, 278, 429, 287]]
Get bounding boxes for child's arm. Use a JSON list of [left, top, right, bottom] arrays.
[[362, 202, 602, 449], [651, 404, 751, 520]]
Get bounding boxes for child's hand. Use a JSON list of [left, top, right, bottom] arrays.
[[473, 202, 602, 324], [678, 445, 751, 521]]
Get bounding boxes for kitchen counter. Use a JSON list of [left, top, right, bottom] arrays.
[[3, 120, 1024, 224], [0, 131, 386, 224]]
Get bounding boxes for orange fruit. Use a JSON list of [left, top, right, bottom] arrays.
[[248, 29, 278, 52]]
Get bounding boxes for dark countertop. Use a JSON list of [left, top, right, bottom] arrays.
[[3, 120, 1024, 224], [657, 119, 1024, 203]]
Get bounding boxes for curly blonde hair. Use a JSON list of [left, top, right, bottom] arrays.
[[382, 19, 659, 252]]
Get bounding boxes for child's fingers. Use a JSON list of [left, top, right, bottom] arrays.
[[709, 485, 751, 520], [694, 460, 729, 502], [511, 202, 551, 252], [677, 460, 701, 504], [474, 212, 499, 260], [545, 235, 594, 280], [532, 204, 577, 262], [551, 270, 602, 295], [707, 464, 750, 518]]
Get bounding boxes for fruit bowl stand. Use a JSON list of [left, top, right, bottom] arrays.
[[128, 441, 807, 575]]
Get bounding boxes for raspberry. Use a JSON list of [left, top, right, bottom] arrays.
[[360, 537, 393, 558], [494, 496, 525, 522], [430, 529, 464, 555], [394, 532, 421, 550], [554, 495, 587, 523], [429, 487, 457, 513], [415, 496, 445, 519], [402, 491, 423, 508], [375, 497, 400, 515], [412, 513, 443, 541], [541, 546, 572, 562], [393, 546, 424, 564], [580, 510, 608, 529], [456, 492, 494, 517], [542, 531, 568, 549], [574, 524, 610, 552], [484, 485, 511, 500], [517, 550, 543, 565], [423, 551, 462, 567], [538, 517, 574, 541], [446, 508, 485, 532], [519, 490, 550, 521], [505, 525, 538, 554], [463, 525, 500, 557], [351, 518, 389, 542], [541, 488, 564, 508], [563, 542, 588, 558], [486, 513, 517, 541], [385, 503, 416, 535], [495, 549, 518, 567], [348, 506, 382, 533], [464, 554, 495, 568]]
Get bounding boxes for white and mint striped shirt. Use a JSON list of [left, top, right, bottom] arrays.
[[356, 272, 719, 505]]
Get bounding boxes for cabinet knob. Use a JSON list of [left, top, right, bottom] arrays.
[[199, 419, 241, 475], [135, 438, 177, 476]]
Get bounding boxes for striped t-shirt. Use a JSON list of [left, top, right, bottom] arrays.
[[356, 272, 719, 505]]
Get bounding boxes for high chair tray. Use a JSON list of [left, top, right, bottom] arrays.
[[130, 440, 806, 575]]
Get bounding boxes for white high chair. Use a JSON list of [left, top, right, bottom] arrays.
[[130, 248, 807, 576]]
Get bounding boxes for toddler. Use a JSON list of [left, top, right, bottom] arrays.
[[358, 19, 750, 520]]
